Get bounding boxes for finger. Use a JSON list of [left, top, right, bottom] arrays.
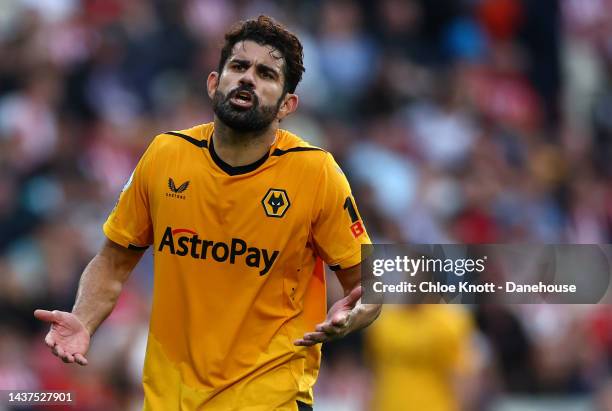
[[294, 339, 319, 346], [315, 321, 330, 332], [303, 332, 328, 343], [34, 309, 57, 323], [55, 345, 66, 360], [74, 353, 88, 366], [303, 331, 327, 339], [315, 322, 343, 334], [51, 345, 60, 357], [60, 353, 74, 364], [63, 353, 75, 363], [44, 333, 55, 348]]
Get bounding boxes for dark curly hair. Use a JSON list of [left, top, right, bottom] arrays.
[[218, 15, 305, 94]]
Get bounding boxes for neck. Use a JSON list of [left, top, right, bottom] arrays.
[[212, 118, 277, 166]]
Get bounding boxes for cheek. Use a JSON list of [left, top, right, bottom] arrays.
[[217, 73, 237, 92], [260, 84, 284, 105]]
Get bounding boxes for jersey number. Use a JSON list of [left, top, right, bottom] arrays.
[[343, 196, 359, 223]]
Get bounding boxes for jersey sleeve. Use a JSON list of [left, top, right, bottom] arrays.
[[311, 153, 371, 270], [103, 138, 157, 249]]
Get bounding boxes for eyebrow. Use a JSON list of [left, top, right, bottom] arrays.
[[229, 58, 281, 77]]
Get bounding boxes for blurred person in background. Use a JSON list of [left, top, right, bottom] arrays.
[[365, 305, 480, 411], [33, 15, 380, 411]]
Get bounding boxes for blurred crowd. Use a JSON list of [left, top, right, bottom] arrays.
[[0, 0, 611, 410]]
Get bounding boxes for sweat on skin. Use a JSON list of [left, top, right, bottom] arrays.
[[157, 226, 279, 275]]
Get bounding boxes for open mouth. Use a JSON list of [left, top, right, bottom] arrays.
[[229, 90, 255, 109]]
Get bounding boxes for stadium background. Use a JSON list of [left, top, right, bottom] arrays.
[[0, 0, 611, 410]]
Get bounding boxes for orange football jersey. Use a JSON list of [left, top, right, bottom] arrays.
[[103, 123, 370, 410]]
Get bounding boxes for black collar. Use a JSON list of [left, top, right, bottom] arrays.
[[208, 136, 270, 176]]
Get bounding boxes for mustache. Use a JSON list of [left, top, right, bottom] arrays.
[[226, 86, 259, 106]]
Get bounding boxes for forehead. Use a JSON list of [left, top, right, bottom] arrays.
[[228, 40, 285, 71]]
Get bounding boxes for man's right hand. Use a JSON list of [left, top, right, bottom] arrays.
[[34, 309, 90, 366]]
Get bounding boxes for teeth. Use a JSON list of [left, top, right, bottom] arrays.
[[236, 92, 251, 101]]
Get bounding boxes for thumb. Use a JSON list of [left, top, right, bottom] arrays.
[[343, 286, 362, 307], [34, 309, 58, 323]]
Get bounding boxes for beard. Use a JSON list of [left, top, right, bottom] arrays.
[[212, 86, 281, 133]]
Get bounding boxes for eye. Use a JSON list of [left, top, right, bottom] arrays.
[[261, 70, 274, 80]]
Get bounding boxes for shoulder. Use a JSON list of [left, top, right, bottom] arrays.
[[273, 130, 342, 184], [273, 129, 327, 158], [430, 306, 474, 337], [273, 129, 336, 173], [150, 123, 212, 151]]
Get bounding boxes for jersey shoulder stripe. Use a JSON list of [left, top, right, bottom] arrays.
[[271, 146, 325, 156], [163, 131, 208, 148], [273, 129, 327, 156]]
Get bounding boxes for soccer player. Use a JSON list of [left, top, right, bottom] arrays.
[[34, 15, 381, 411], [366, 305, 478, 411]]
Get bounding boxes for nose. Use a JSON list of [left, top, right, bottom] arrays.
[[238, 67, 256, 88]]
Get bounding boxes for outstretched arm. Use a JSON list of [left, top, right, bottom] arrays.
[[294, 263, 382, 346], [71, 239, 144, 334], [34, 239, 145, 365]]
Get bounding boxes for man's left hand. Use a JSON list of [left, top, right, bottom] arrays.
[[294, 286, 379, 346]]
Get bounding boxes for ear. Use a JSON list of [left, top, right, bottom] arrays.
[[206, 72, 219, 100], [277, 93, 299, 121]]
